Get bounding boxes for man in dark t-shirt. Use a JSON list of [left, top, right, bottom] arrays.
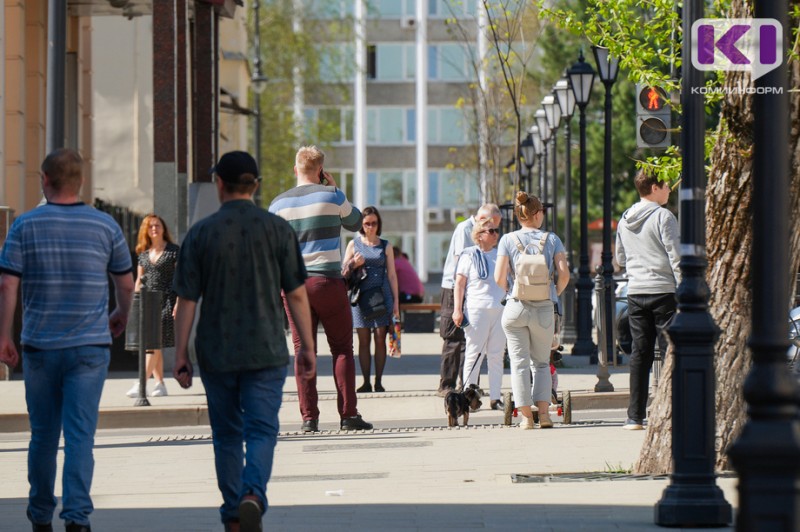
[[172, 151, 315, 532]]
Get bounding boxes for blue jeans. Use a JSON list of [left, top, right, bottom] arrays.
[[201, 365, 287, 525], [23, 346, 109, 527]]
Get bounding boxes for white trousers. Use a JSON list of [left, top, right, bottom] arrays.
[[462, 307, 505, 400]]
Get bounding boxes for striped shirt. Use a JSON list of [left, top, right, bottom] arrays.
[[0, 202, 133, 350], [269, 184, 362, 277]]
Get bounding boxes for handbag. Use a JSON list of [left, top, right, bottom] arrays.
[[347, 266, 368, 306], [357, 286, 389, 320], [388, 316, 401, 358]]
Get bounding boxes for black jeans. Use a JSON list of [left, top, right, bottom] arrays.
[[626, 292, 676, 422], [438, 287, 465, 391]]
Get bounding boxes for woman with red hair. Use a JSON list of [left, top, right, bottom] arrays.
[[126, 214, 179, 398]]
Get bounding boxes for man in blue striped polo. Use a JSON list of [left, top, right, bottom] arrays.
[[270, 146, 372, 433], [0, 148, 134, 532]]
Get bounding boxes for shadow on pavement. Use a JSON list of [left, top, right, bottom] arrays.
[[0, 501, 726, 531]]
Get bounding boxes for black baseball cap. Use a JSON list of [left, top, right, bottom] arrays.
[[211, 151, 261, 184]]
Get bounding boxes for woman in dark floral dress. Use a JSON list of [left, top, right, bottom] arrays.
[[125, 214, 179, 398], [342, 206, 399, 393]]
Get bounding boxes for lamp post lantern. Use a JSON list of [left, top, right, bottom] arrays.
[[591, 45, 619, 392], [519, 133, 536, 193], [251, 0, 268, 206], [534, 108, 551, 224], [653, 0, 732, 525], [530, 126, 544, 199], [567, 51, 597, 360]]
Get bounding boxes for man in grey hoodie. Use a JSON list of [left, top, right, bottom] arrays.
[[615, 171, 680, 430]]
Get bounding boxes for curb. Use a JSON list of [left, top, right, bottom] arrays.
[[0, 391, 631, 433]]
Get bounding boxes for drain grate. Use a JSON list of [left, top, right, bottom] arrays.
[[303, 441, 432, 453], [147, 434, 212, 443], [512, 471, 737, 483], [271, 472, 388, 482]]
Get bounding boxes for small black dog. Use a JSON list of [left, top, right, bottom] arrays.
[[445, 384, 483, 427]]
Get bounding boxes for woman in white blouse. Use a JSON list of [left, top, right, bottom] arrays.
[[452, 218, 507, 410]]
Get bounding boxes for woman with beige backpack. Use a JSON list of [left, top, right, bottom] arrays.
[[494, 192, 570, 430]]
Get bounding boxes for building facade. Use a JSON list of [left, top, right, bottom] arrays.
[[304, 0, 488, 283]]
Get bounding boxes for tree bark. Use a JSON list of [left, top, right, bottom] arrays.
[[635, 0, 800, 474]]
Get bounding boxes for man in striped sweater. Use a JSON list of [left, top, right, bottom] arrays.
[[270, 146, 373, 433]]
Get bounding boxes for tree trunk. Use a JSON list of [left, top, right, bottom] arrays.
[[635, 0, 800, 474]]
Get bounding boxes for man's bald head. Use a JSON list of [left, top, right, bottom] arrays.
[[477, 203, 502, 227]]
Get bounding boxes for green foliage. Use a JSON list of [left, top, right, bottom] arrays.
[[604, 461, 633, 474], [536, 0, 739, 224]]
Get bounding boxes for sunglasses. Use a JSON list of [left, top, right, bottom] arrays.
[[482, 228, 500, 235], [363, 221, 378, 227]]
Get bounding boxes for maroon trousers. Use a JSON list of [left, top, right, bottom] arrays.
[[284, 276, 358, 421]]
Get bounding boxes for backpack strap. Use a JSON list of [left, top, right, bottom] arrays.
[[513, 235, 526, 254], [538, 232, 554, 280]]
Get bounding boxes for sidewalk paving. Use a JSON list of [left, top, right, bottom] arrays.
[[0, 332, 738, 530]]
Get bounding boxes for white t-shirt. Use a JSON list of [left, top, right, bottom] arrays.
[[456, 246, 505, 310]]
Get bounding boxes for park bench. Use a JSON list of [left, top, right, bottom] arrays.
[[399, 303, 440, 333]]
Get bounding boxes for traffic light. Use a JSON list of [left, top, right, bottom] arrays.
[[636, 84, 671, 149]]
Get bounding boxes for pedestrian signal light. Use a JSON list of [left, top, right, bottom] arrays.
[[636, 84, 671, 149]]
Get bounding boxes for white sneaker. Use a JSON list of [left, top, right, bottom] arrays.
[[518, 416, 535, 430], [150, 381, 168, 397], [126, 381, 145, 398]]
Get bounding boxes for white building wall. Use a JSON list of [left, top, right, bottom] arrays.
[[90, 16, 154, 214]]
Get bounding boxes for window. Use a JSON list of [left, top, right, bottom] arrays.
[[327, 170, 355, 200], [306, 0, 355, 19], [380, 171, 404, 206], [406, 109, 416, 142], [427, 43, 474, 81], [428, 107, 469, 145], [305, 107, 354, 144], [368, 0, 416, 18], [428, 169, 480, 208], [427, 232, 453, 273], [367, 45, 377, 79], [317, 43, 356, 82], [365, 170, 417, 208], [428, 0, 478, 17], [368, 43, 416, 81], [440, 43, 470, 80], [367, 107, 415, 145], [381, 234, 417, 266]]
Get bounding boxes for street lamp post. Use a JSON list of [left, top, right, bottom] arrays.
[[543, 94, 562, 233], [251, 0, 268, 206], [592, 45, 619, 392], [654, 0, 732, 525], [519, 133, 536, 193], [534, 108, 551, 228], [530, 126, 544, 197], [554, 77, 577, 344], [728, 0, 800, 529], [567, 51, 597, 360]]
